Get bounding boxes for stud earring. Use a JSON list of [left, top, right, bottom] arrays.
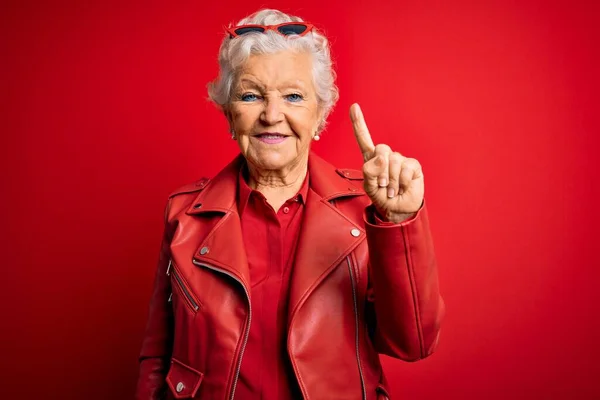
[[313, 134, 320, 141]]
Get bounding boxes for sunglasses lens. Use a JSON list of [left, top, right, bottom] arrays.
[[234, 27, 265, 35], [277, 24, 308, 35]]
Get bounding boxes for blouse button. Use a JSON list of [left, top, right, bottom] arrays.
[[283, 206, 290, 214], [176, 382, 185, 393]]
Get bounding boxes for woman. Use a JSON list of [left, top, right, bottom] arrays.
[[137, 8, 444, 400]]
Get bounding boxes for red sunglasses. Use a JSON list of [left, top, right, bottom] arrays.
[[226, 22, 314, 38]]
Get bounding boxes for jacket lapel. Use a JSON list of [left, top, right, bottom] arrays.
[[185, 154, 252, 292], [287, 152, 367, 324]]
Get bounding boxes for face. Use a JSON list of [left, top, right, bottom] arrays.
[[227, 50, 323, 173]]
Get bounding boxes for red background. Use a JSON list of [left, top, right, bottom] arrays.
[[2, 0, 599, 398]]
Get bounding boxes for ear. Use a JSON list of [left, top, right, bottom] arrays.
[[315, 106, 327, 134], [318, 107, 326, 122], [223, 105, 234, 129]]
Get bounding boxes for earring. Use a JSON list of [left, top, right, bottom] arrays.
[[230, 128, 236, 140], [313, 134, 320, 141]]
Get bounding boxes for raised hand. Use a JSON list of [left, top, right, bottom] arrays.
[[350, 103, 424, 223]]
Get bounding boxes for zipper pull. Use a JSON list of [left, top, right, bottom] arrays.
[[168, 293, 173, 303], [166, 259, 172, 276]]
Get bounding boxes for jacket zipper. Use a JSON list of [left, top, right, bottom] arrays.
[[192, 259, 251, 400], [347, 255, 367, 400], [377, 385, 391, 400], [168, 259, 199, 312]]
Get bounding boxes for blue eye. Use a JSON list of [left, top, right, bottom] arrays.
[[285, 93, 303, 102], [241, 93, 259, 102]]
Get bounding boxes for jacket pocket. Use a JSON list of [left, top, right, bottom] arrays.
[[169, 260, 200, 312], [166, 358, 204, 399]]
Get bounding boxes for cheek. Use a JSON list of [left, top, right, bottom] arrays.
[[291, 108, 319, 136], [231, 106, 259, 129]]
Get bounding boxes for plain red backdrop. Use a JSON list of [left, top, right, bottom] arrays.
[[2, 0, 599, 398]]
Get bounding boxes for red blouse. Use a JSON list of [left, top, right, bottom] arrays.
[[235, 164, 309, 400]]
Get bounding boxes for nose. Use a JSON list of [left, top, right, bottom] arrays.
[[260, 96, 284, 126]]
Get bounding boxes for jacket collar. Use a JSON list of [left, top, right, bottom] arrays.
[[306, 151, 364, 201], [186, 151, 364, 216], [185, 154, 243, 216]]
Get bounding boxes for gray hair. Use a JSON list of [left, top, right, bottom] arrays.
[[207, 9, 339, 133]]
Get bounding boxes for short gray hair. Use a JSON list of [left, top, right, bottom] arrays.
[[207, 9, 339, 133]]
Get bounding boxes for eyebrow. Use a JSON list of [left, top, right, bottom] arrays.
[[237, 78, 265, 90]]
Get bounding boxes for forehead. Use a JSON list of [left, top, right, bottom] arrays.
[[236, 50, 314, 90]]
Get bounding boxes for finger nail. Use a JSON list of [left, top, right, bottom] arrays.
[[379, 178, 387, 187], [387, 188, 395, 198]]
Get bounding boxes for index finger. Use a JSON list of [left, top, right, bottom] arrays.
[[350, 103, 375, 160]]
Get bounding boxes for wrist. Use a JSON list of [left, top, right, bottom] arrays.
[[374, 207, 416, 224]]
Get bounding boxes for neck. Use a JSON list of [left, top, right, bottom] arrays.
[[245, 157, 308, 211]]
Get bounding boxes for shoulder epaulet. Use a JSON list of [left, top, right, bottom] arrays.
[[335, 168, 364, 181], [168, 177, 211, 199]]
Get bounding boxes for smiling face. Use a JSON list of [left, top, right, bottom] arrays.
[[226, 50, 323, 174]]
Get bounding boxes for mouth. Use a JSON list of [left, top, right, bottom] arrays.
[[253, 132, 290, 144]]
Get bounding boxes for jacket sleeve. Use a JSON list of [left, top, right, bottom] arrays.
[[136, 199, 175, 399], [363, 199, 445, 361]]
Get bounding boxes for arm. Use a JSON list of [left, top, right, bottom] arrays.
[[364, 200, 445, 361], [136, 200, 175, 399]]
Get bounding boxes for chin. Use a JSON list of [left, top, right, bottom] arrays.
[[252, 152, 293, 171], [257, 158, 291, 171]]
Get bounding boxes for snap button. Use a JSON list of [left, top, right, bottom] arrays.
[[200, 246, 209, 255], [350, 228, 361, 237], [193, 203, 202, 209], [176, 382, 185, 393]]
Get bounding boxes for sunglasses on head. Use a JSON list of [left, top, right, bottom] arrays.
[[226, 22, 314, 38]]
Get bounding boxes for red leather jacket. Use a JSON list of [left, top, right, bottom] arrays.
[[136, 152, 444, 400]]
